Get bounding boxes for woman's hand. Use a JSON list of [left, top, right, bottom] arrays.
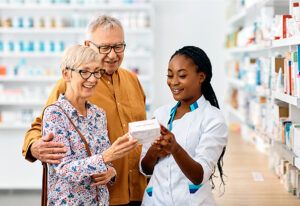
[[156, 125, 180, 155], [102, 133, 138, 163], [150, 137, 170, 158], [91, 166, 116, 186]]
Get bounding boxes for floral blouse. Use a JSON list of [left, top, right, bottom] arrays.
[[42, 94, 111, 206]]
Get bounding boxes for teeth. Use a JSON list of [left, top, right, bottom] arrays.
[[83, 85, 94, 89]]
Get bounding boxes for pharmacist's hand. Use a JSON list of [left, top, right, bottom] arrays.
[[150, 140, 170, 158], [31, 133, 67, 164], [156, 125, 180, 155], [102, 133, 138, 163], [91, 166, 116, 186]]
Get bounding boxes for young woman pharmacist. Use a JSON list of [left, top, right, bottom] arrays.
[[140, 46, 228, 206]]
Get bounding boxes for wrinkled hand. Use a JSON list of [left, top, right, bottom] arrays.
[[91, 166, 116, 186], [31, 133, 67, 164], [155, 125, 179, 155], [102, 133, 138, 163]]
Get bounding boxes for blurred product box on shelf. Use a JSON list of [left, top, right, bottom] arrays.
[[129, 118, 160, 144], [293, 125, 300, 157]]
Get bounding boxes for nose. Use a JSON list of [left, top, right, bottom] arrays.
[[87, 73, 98, 83], [170, 76, 179, 85], [107, 48, 117, 59]]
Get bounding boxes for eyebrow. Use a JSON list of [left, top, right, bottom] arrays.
[[80, 67, 102, 71], [168, 68, 187, 72]]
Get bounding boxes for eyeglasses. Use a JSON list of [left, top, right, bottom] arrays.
[[89, 41, 126, 54], [67, 67, 105, 80]]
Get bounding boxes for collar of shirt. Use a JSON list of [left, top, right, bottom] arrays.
[[168, 95, 205, 131], [57, 94, 94, 121]]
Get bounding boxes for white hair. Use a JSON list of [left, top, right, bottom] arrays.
[[60, 45, 101, 71], [85, 14, 124, 39]]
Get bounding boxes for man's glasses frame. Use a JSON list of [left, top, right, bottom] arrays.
[[66, 67, 105, 80], [89, 41, 126, 54]]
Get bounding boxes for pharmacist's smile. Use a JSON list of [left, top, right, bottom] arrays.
[[171, 88, 184, 95]]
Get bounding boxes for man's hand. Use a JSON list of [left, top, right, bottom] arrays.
[[30, 133, 67, 164], [91, 166, 116, 186]]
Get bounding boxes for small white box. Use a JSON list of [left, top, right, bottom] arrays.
[[128, 119, 160, 144], [293, 125, 300, 157]]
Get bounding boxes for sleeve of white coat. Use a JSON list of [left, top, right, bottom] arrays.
[[139, 108, 164, 177], [139, 142, 152, 177], [194, 115, 228, 184]]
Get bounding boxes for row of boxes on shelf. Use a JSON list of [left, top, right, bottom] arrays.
[[0, 39, 151, 55], [272, 49, 300, 98], [227, 57, 272, 93], [269, 153, 300, 197], [0, 84, 54, 103], [227, 50, 300, 98], [0, 59, 147, 77], [0, 12, 151, 29], [226, 2, 300, 48], [0, 109, 40, 126], [0, 0, 149, 5], [0, 40, 65, 53]]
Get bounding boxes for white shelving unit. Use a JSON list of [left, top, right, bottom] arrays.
[[273, 91, 300, 108], [226, 0, 300, 197], [0, 0, 154, 189]]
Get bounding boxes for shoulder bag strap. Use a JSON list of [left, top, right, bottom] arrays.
[[40, 104, 56, 206], [53, 104, 92, 156]]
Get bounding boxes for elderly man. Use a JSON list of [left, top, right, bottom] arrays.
[[22, 15, 147, 206]]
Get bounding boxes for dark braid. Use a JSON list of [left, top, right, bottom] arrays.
[[170, 46, 226, 190]]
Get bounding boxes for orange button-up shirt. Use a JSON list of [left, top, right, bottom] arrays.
[[22, 68, 147, 205]]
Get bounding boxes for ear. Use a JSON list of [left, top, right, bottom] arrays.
[[198, 72, 206, 84], [62, 68, 71, 82]]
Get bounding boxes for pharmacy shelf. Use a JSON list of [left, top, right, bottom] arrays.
[[227, 0, 288, 27], [227, 44, 271, 54], [0, 101, 44, 106], [272, 35, 300, 48], [0, 123, 28, 130], [0, 28, 152, 35], [273, 141, 296, 165], [0, 52, 151, 58], [272, 91, 300, 108], [0, 53, 62, 58], [0, 3, 152, 11], [255, 86, 270, 97], [0, 76, 59, 82], [228, 77, 245, 88], [227, 105, 246, 123]]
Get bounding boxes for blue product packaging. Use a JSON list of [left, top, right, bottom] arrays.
[[50, 41, 55, 52]]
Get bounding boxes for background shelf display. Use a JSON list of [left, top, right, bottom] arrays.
[[0, 0, 155, 189], [226, 0, 300, 197]]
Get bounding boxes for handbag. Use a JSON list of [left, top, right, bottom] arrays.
[[41, 104, 98, 206]]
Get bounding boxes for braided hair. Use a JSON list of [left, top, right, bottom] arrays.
[[170, 46, 226, 189]]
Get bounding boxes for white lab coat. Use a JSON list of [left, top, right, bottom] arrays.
[[140, 96, 228, 206]]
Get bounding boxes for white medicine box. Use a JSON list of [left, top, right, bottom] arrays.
[[128, 119, 160, 144]]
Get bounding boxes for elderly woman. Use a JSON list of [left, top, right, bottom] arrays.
[[42, 45, 137, 206]]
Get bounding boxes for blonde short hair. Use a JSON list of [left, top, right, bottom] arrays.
[[60, 45, 101, 70], [86, 15, 123, 39]]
